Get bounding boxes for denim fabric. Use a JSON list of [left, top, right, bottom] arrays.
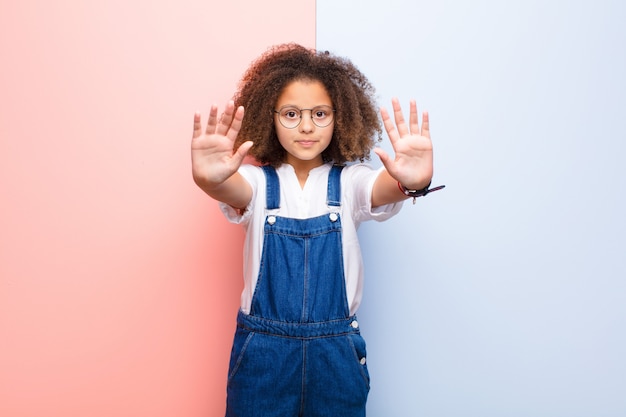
[[226, 165, 370, 417]]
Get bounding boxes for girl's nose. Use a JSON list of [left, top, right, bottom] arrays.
[[298, 113, 315, 132]]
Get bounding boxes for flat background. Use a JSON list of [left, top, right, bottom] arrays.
[[2, 1, 626, 416], [318, 0, 626, 416], [1, 1, 314, 416]]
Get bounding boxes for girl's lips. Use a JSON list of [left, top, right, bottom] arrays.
[[297, 140, 317, 147]]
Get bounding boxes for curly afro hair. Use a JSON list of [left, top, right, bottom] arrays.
[[232, 43, 382, 167]]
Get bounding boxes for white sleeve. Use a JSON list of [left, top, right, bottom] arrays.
[[218, 165, 262, 226], [343, 164, 403, 225]]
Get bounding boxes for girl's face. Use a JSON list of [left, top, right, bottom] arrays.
[[274, 79, 334, 170]]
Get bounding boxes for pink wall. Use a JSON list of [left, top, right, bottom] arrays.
[[0, 1, 315, 416]]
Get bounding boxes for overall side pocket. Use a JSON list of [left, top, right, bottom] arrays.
[[227, 328, 255, 383], [347, 333, 371, 389]]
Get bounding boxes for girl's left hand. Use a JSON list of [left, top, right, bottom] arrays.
[[374, 98, 433, 190]]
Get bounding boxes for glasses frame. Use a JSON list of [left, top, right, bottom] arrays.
[[273, 105, 335, 129]]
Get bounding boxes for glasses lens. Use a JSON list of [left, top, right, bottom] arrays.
[[278, 107, 301, 129], [310, 106, 334, 127]]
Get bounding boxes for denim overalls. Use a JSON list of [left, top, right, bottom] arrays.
[[225, 165, 370, 417]]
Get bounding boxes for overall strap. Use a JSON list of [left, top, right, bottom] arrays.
[[326, 165, 344, 207], [261, 165, 280, 210]]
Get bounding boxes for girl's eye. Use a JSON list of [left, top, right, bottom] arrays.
[[283, 110, 299, 119], [314, 110, 327, 119]]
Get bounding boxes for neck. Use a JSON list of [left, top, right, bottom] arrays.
[[284, 157, 325, 188]]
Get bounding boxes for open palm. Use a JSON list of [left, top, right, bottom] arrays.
[[191, 101, 253, 187], [374, 98, 433, 190]]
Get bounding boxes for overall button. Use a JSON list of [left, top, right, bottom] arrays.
[[329, 212, 338, 222], [350, 320, 359, 329], [267, 215, 276, 225], [360, 357, 367, 365]]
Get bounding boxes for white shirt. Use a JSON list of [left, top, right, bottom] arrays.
[[220, 162, 402, 315]]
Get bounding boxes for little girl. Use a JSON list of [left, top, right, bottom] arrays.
[[191, 43, 441, 417]]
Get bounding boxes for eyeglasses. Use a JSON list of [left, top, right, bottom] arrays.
[[273, 105, 335, 129]]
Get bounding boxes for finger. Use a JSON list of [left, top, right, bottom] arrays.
[[421, 111, 430, 139], [225, 106, 245, 142], [193, 111, 202, 138], [409, 100, 419, 135], [216, 100, 235, 136], [205, 104, 219, 135], [392, 98, 410, 137], [380, 106, 400, 145]]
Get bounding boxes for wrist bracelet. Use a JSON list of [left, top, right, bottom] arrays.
[[397, 180, 446, 204]]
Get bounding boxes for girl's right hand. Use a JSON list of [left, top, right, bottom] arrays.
[[191, 101, 253, 189]]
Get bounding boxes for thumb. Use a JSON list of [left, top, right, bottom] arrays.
[[232, 140, 254, 163], [373, 147, 393, 169]]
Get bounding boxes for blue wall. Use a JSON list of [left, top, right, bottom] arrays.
[[318, 1, 626, 415]]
